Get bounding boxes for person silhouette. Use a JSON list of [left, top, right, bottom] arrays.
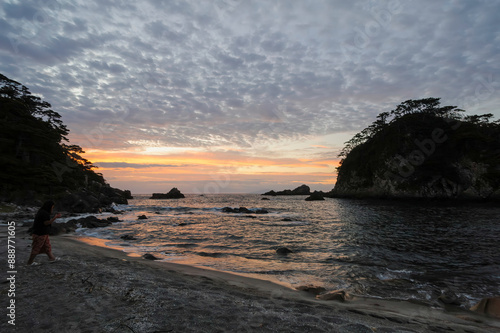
[[27, 200, 61, 265]]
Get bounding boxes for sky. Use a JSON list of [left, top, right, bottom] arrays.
[[1, 0, 499, 194]]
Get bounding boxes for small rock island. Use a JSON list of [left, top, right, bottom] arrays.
[[150, 187, 185, 199], [262, 184, 311, 196]]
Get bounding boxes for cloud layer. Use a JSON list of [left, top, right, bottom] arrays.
[[1, 0, 499, 192]]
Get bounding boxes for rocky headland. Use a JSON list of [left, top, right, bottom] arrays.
[[329, 98, 500, 201], [0, 73, 132, 213]]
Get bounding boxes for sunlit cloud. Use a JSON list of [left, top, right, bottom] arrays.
[[1, 0, 498, 192]]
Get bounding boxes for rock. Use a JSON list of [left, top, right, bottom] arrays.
[[263, 185, 311, 196], [296, 285, 327, 295], [305, 191, 325, 201], [221, 207, 264, 214], [123, 190, 133, 199], [438, 290, 461, 306], [143, 253, 159, 260], [238, 207, 252, 214], [107, 216, 121, 222], [316, 290, 350, 302], [137, 215, 148, 220], [71, 216, 110, 228], [58, 192, 100, 213], [120, 234, 136, 240], [29, 215, 113, 235], [262, 190, 277, 196], [48, 223, 77, 236], [291, 184, 311, 195], [261, 197, 270, 200], [56, 185, 130, 213], [282, 218, 292, 221], [276, 247, 293, 255], [150, 188, 185, 199], [470, 297, 500, 318]]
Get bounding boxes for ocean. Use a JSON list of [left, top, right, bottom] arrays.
[[74, 194, 500, 308]]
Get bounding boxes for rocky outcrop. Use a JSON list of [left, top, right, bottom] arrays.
[[305, 191, 325, 201], [330, 159, 500, 200], [276, 247, 293, 255], [56, 185, 130, 213], [143, 253, 159, 260], [263, 184, 311, 196], [221, 207, 269, 214], [26, 215, 119, 236], [331, 111, 500, 201], [2, 184, 131, 214], [150, 188, 185, 199]]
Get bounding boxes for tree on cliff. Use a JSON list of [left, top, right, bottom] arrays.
[[333, 98, 500, 199], [0, 73, 115, 204]]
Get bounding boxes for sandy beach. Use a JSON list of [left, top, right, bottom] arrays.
[[1, 227, 499, 333]]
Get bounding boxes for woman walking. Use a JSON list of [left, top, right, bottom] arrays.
[[27, 200, 61, 265]]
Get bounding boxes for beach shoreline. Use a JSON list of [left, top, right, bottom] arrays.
[[1, 226, 498, 332]]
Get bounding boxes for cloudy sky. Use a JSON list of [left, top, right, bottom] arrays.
[[1, 0, 499, 193]]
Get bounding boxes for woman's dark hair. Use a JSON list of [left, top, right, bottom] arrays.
[[40, 200, 55, 213]]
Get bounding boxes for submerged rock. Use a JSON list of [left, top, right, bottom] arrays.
[[120, 234, 137, 240], [137, 215, 148, 220], [276, 247, 293, 255], [438, 289, 461, 306], [143, 253, 159, 260], [222, 207, 268, 214]]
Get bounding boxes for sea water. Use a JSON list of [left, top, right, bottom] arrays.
[[75, 194, 500, 308]]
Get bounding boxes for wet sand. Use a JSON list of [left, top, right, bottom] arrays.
[[1, 227, 499, 332]]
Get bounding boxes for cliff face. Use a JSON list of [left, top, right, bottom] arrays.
[[331, 109, 500, 201]]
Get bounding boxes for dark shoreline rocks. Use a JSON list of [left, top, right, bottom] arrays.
[[1, 184, 132, 214], [150, 188, 185, 199], [25, 215, 120, 236], [56, 185, 131, 213]]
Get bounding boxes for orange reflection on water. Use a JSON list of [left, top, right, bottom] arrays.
[[75, 236, 142, 257]]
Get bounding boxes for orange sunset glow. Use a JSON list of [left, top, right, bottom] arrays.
[[82, 146, 340, 194]]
